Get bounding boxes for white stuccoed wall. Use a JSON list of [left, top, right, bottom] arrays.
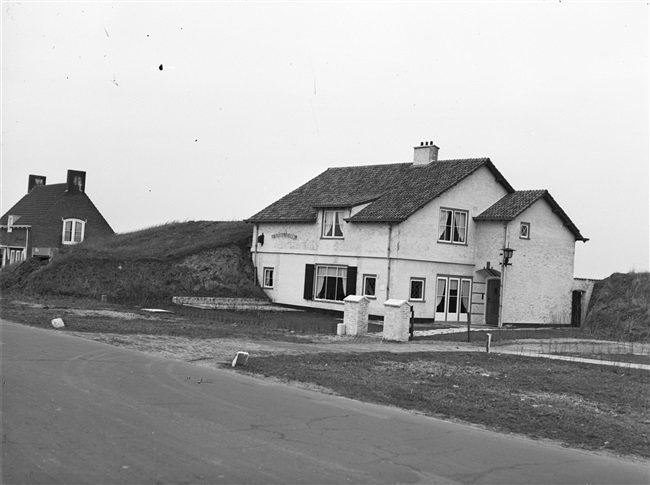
[[501, 199, 577, 324], [251, 166, 579, 325]]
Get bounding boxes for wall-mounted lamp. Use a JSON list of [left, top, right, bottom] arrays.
[[501, 247, 515, 266]]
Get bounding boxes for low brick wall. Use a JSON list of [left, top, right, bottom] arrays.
[[172, 296, 299, 312]]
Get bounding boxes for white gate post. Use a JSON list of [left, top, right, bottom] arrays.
[[343, 295, 369, 336], [383, 299, 410, 342]]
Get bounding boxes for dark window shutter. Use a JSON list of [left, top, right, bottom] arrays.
[[303, 264, 315, 300], [346, 266, 358, 297]]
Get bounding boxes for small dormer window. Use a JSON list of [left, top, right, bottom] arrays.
[[322, 210, 344, 239], [7, 215, 14, 233], [62, 219, 85, 244]]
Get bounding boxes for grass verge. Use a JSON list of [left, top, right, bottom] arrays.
[[238, 351, 650, 460], [0, 295, 341, 341]]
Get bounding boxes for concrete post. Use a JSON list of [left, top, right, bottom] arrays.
[[383, 299, 411, 342], [343, 295, 369, 336]]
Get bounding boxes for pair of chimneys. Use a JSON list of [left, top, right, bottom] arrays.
[[28, 170, 86, 194], [413, 141, 439, 165]]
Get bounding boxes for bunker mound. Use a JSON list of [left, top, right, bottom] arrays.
[[0, 221, 266, 305], [584, 272, 649, 341]]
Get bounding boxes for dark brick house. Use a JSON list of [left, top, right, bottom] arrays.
[[0, 170, 114, 266]]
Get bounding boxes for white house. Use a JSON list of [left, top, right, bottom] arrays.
[[246, 143, 588, 326]]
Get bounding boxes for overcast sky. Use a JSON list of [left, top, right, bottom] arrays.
[[2, 1, 648, 279]]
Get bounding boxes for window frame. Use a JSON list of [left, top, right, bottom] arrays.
[[435, 275, 472, 322], [321, 210, 345, 239], [438, 208, 469, 245], [262, 267, 275, 289], [409, 277, 426, 302], [62, 218, 86, 245], [9, 248, 24, 264], [362, 274, 377, 299], [520, 222, 531, 240], [314, 264, 348, 302]]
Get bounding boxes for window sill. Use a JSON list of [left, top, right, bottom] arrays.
[[437, 240, 468, 246], [314, 299, 345, 304]]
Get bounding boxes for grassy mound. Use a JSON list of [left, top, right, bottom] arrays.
[[583, 271, 649, 341], [0, 221, 266, 305]]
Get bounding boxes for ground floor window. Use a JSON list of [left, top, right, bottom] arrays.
[[263, 267, 274, 288], [315, 265, 348, 301], [409, 278, 425, 302], [362, 274, 377, 298], [435, 276, 472, 322], [304, 264, 357, 302], [9, 248, 24, 265]]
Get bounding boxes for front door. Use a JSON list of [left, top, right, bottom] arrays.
[[486, 279, 500, 326], [571, 290, 582, 327]]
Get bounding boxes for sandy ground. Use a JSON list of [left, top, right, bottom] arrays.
[[68, 331, 486, 367], [41, 304, 646, 370], [66, 329, 650, 374]]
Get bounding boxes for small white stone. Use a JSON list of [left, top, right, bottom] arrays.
[[231, 351, 249, 367], [51, 318, 65, 329]]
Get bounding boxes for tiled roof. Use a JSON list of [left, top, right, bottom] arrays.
[[474, 190, 547, 221], [1, 183, 114, 244], [475, 190, 588, 241], [0, 184, 68, 226], [248, 159, 514, 223]]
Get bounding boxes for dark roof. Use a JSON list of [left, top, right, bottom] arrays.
[[474, 190, 547, 221], [248, 159, 514, 223], [0, 184, 69, 226], [1, 183, 114, 236], [474, 190, 588, 241]]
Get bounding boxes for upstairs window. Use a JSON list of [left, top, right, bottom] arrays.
[[520, 222, 530, 239], [62, 219, 85, 244], [322, 210, 344, 239], [438, 208, 468, 244]]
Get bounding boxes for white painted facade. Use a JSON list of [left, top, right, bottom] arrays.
[[251, 162, 583, 325]]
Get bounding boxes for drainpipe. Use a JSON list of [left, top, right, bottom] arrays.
[[252, 224, 259, 285], [24, 227, 30, 261], [498, 222, 509, 328], [386, 223, 393, 301]]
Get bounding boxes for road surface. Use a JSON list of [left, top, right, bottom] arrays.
[[2, 319, 647, 484]]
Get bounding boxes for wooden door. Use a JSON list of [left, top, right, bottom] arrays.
[[486, 279, 500, 326]]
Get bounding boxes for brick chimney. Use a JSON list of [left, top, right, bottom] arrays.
[[66, 170, 86, 193], [28, 174, 46, 193], [413, 141, 439, 165]]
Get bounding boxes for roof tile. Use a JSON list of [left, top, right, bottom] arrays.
[[248, 158, 513, 222]]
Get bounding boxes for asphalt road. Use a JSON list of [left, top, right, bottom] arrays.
[[2, 319, 648, 484]]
